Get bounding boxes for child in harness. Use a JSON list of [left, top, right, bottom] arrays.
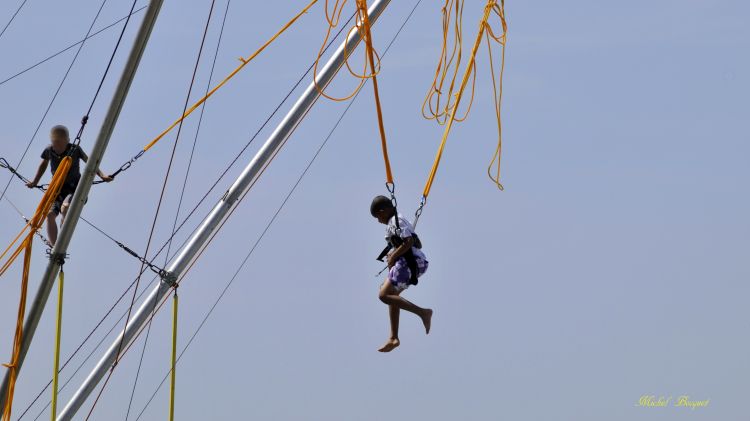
[[370, 195, 433, 352]]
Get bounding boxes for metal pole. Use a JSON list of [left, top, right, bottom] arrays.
[[57, 0, 392, 418], [0, 0, 165, 415]]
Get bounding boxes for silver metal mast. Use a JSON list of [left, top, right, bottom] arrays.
[[57, 0, 392, 419], [0, 0, 165, 416]]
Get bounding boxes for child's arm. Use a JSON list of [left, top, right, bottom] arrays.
[[387, 236, 414, 267], [26, 159, 48, 188], [80, 150, 113, 182]]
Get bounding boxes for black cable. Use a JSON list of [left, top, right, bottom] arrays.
[[1, 194, 52, 247], [0, 0, 109, 204], [0, 4, 147, 87], [71, 0, 143, 152], [18, 215, 205, 421], [124, 0, 222, 418], [11, 203, 207, 419], [86, 0, 218, 418], [0, 157, 45, 190], [15, 182, 222, 421], [0, 159, 153, 266], [125, 2, 232, 416], [134, 1, 423, 417], [165, 0, 231, 266], [0, 0, 29, 41]]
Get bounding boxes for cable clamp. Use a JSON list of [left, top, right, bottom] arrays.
[[161, 271, 178, 288], [47, 251, 68, 266]]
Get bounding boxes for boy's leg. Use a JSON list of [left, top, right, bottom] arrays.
[[47, 186, 68, 246], [47, 192, 66, 246], [60, 192, 72, 226], [46, 210, 58, 246], [388, 304, 400, 339], [379, 280, 431, 322], [377, 278, 433, 352], [378, 279, 401, 352], [60, 203, 68, 226]]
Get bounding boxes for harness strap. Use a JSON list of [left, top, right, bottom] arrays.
[[377, 231, 422, 285]]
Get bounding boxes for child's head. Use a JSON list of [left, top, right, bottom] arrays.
[[49, 125, 70, 150], [370, 195, 395, 224], [50, 125, 70, 149]]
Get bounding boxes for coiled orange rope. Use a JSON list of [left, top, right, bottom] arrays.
[[313, 0, 382, 102], [422, 0, 507, 197], [421, 0, 477, 125]]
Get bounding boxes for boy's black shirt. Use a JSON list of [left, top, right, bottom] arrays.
[[41, 143, 84, 187]]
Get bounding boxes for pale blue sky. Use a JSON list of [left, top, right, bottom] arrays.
[[0, 1, 748, 420]]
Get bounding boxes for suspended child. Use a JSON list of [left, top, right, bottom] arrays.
[[26, 125, 113, 245], [370, 195, 432, 352]]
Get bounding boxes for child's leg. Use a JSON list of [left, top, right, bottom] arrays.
[[379, 280, 430, 321], [60, 192, 73, 226], [377, 279, 433, 352], [378, 304, 400, 353], [46, 211, 58, 246], [378, 279, 401, 352], [388, 303, 400, 339], [60, 202, 69, 226], [47, 193, 66, 246]]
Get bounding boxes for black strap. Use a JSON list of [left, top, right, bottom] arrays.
[[375, 231, 422, 285], [0, 157, 45, 191], [376, 244, 392, 262], [403, 249, 419, 285]]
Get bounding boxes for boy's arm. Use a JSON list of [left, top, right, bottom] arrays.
[[387, 236, 414, 267], [80, 149, 113, 182], [26, 159, 48, 188]]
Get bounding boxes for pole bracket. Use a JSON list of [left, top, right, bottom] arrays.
[[161, 271, 178, 288], [47, 251, 68, 267]]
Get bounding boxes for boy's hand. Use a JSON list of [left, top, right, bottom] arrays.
[[25, 181, 37, 188], [387, 254, 398, 268], [99, 174, 114, 183]]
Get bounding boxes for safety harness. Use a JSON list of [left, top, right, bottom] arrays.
[[376, 215, 423, 285]]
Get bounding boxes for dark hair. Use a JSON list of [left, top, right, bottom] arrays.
[[50, 125, 69, 139], [370, 195, 393, 217]]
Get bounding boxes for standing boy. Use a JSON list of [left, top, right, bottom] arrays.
[[26, 125, 112, 245]]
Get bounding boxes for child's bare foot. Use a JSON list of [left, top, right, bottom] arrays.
[[421, 309, 433, 334], [378, 338, 400, 352]]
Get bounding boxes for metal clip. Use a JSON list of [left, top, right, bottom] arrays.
[[161, 270, 179, 288]]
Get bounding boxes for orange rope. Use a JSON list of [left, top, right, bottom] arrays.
[[1, 156, 72, 421], [484, 0, 507, 189], [357, 0, 393, 183], [313, 0, 393, 183], [141, 0, 319, 153]]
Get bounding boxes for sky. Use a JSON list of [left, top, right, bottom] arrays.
[[0, 0, 748, 420]]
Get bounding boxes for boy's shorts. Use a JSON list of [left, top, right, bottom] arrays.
[[388, 256, 429, 292], [51, 183, 77, 216]]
